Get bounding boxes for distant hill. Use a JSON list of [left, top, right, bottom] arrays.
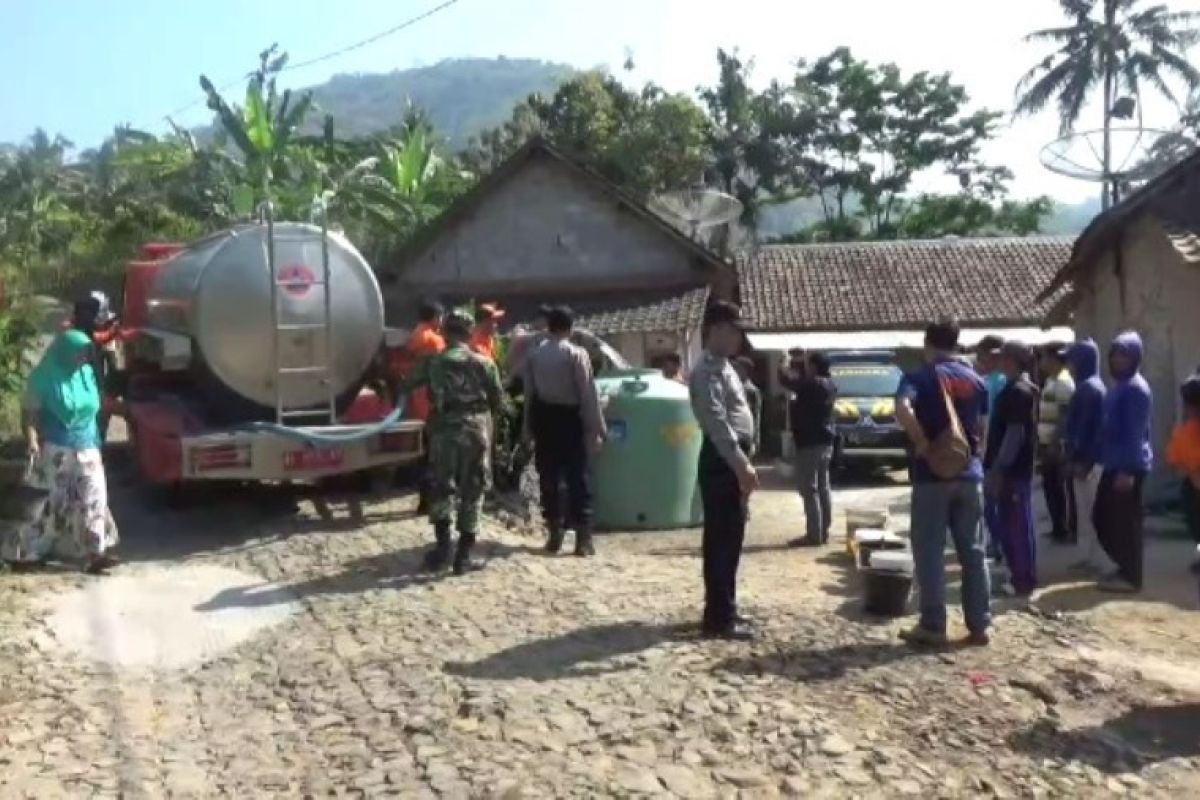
[[297, 57, 575, 149], [1042, 197, 1102, 235]]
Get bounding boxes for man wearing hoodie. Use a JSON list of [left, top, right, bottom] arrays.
[[1094, 331, 1154, 593], [1064, 338, 1109, 573]]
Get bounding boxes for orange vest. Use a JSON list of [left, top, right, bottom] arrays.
[[405, 323, 446, 421], [469, 328, 498, 362], [1167, 418, 1200, 474]]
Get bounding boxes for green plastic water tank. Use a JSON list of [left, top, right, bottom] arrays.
[[592, 369, 702, 530]]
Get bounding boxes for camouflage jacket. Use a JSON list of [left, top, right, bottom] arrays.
[[403, 343, 503, 429]]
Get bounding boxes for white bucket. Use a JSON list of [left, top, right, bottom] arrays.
[[870, 550, 914, 573]]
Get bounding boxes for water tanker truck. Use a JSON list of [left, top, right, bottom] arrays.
[[117, 221, 423, 488]]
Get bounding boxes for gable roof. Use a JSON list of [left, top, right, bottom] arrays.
[[1038, 148, 1200, 302], [383, 137, 727, 277], [738, 237, 1072, 332]]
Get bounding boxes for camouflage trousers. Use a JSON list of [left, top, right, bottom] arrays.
[[427, 414, 492, 535]]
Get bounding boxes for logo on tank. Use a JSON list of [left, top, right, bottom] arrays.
[[277, 264, 316, 298], [661, 422, 698, 448]]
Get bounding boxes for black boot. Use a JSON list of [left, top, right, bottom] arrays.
[[423, 521, 452, 571], [574, 527, 595, 557], [453, 531, 485, 575], [545, 526, 564, 554]]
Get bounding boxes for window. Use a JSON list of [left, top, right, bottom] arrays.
[[830, 364, 902, 397]]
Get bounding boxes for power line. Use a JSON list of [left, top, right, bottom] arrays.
[[156, 0, 464, 127]]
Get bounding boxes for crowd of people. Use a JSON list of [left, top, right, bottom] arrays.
[[10, 288, 1200, 652], [680, 303, 1200, 645]]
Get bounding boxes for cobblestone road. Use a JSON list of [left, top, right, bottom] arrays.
[[3, 469, 1200, 798]]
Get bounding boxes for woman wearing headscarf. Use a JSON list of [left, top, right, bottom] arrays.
[[2, 330, 119, 573]]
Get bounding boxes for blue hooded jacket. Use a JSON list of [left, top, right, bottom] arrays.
[[1065, 338, 1105, 467], [1100, 331, 1154, 474]]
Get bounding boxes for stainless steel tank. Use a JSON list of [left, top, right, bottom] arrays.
[[147, 222, 384, 419]]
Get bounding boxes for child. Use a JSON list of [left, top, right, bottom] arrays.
[[1167, 372, 1200, 572]]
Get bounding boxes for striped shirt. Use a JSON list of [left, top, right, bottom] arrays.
[[1038, 368, 1075, 446]]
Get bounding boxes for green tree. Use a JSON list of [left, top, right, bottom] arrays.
[[1015, 0, 1200, 208], [465, 72, 711, 199], [698, 50, 782, 227], [786, 48, 1010, 240], [200, 45, 316, 217]]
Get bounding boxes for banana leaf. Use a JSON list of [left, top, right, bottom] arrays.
[[200, 75, 257, 160], [244, 83, 274, 155]]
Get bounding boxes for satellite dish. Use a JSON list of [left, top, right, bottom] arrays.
[[649, 189, 744, 239], [1040, 126, 1170, 183]]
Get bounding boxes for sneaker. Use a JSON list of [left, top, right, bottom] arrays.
[[965, 630, 991, 647], [899, 626, 949, 647]]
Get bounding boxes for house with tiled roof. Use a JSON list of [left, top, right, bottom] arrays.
[[737, 236, 1075, 456], [1038, 148, 1200, 491], [380, 138, 731, 370], [738, 237, 1075, 352]]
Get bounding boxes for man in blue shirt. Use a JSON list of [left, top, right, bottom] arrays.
[[896, 320, 991, 647]]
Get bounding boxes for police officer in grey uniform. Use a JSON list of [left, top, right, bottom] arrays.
[[689, 301, 758, 640], [523, 305, 606, 556]]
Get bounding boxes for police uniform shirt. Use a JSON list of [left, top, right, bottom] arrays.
[[689, 351, 755, 471], [522, 337, 605, 438]]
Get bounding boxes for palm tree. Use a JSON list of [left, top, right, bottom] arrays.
[[1015, 0, 1200, 207]]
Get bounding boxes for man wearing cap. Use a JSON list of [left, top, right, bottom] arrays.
[[470, 303, 505, 363], [523, 305, 605, 556], [984, 341, 1040, 597], [689, 301, 758, 641], [402, 309, 504, 575]]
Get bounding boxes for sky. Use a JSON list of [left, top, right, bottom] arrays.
[[5, 0, 1200, 201]]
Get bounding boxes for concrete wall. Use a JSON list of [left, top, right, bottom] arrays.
[[388, 155, 708, 319], [1074, 214, 1200, 496]]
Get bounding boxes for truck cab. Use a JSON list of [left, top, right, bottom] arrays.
[[828, 351, 908, 472]]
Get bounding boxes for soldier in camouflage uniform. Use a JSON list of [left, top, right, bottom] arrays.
[[403, 309, 504, 574]]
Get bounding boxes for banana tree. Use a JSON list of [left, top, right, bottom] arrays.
[[200, 45, 315, 217]]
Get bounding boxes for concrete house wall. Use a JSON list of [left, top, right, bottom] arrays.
[[1073, 214, 1200, 495], [387, 155, 707, 314], [382, 149, 722, 370]]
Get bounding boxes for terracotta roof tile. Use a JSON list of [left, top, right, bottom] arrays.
[[440, 286, 710, 336], [737, 237, 1072, 332]]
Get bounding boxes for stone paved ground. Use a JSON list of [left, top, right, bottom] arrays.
[[3, 465, 1200, 798]]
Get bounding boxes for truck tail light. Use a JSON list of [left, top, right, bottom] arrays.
[[190, 443, 251, 473], [376, 430, 421, 454]]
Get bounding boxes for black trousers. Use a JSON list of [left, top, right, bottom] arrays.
[[699, 437, 748, 628], [1041, 455, 1076, 541], [1183, 479, 1200, 546], [531, 399, 591, 532], [1094, 470, 1145, 588]]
